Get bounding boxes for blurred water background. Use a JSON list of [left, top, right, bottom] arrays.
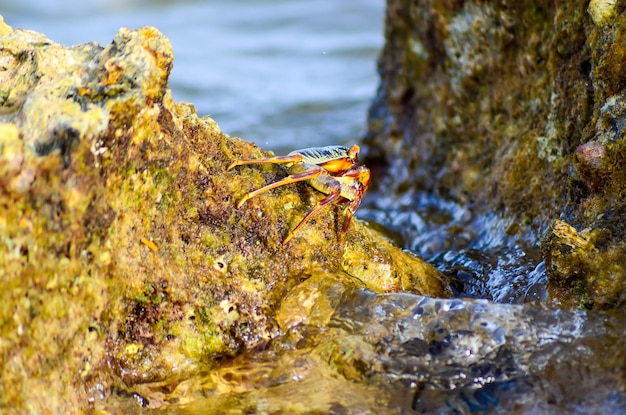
[[2, 0, 384, 154]]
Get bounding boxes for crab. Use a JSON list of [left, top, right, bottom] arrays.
[[227, 145, 370, 244]]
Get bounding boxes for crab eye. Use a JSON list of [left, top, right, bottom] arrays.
[[348, 144, 360, 162]]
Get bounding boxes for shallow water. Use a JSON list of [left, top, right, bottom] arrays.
[[129, 284, 626, 414], [360, 191, 549, 304], [4, 2, 626, 414]]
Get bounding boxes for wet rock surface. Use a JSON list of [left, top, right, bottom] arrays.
[[0, 16, 449, 413]]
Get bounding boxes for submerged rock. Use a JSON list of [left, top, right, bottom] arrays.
[[365, 0, 626, 308], [0, 16, 449, 412]]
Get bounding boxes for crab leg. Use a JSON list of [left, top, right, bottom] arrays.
[[282, 184, 342, 245], [338, 196, 364, 240], [236, 164, 325, 208], [227, 153, 303, 171]]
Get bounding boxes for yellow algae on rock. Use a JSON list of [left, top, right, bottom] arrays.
[[543, 220, 626, 308], [0, 123, 23, 184], [342, 223, 451, 296], [0, 15, 11, 36], [588, 0, 617, 25]]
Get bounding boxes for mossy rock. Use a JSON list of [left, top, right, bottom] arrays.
[[0, 18, 450, 412], [365, 0, 626, 308]]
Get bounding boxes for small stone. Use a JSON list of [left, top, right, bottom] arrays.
[[588, 0, 617, 25]]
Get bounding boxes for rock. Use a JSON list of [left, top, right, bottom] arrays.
[[588, 0, 617, 26], [0, 15, 11, 36], [0, 16, 449, 412], [365, 0, 626, 308], [542, 220, 626, 308]]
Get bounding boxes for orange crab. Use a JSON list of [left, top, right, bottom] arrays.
[[228, 145, 370, 244]]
